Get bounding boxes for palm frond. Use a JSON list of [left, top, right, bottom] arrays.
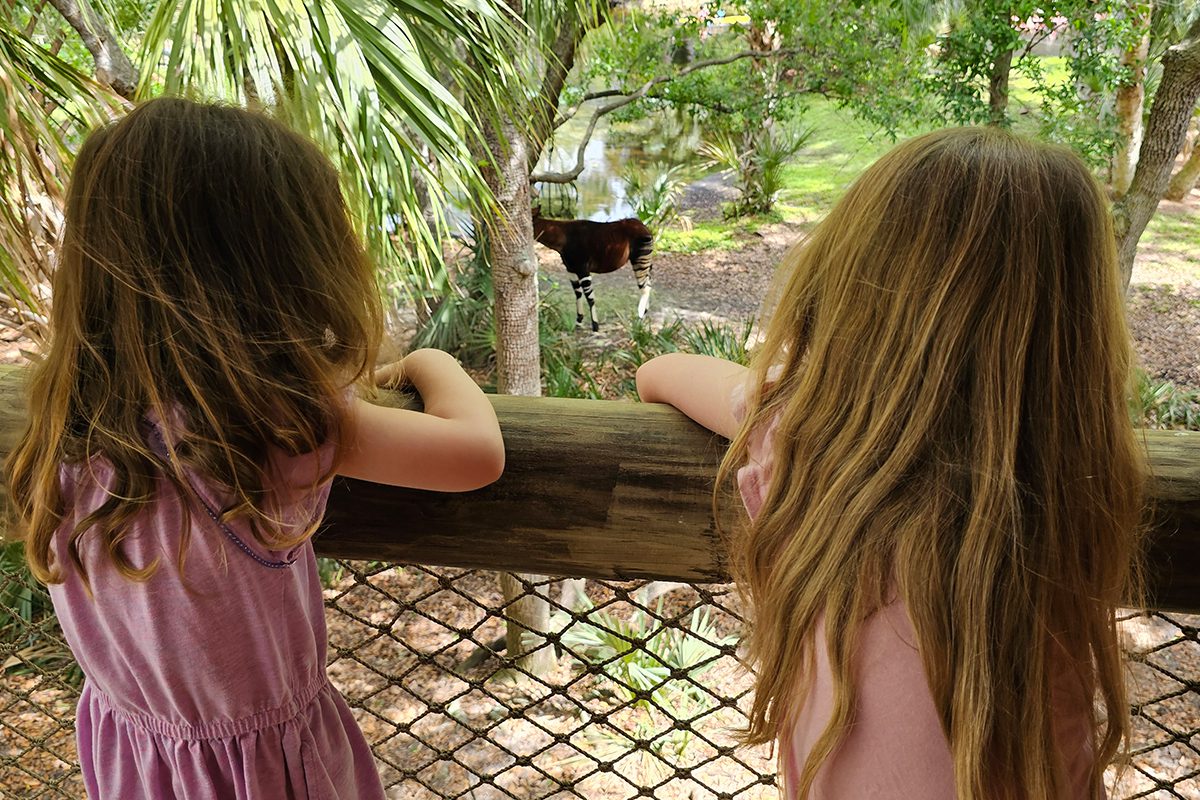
[[139, 0, 523, 295], [0, 14, 124, 343]]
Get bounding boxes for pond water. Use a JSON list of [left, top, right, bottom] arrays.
[[532, 106, 705, 221], [436, 107, 708, 235]]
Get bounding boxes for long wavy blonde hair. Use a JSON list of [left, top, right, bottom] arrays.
[[719, 127, 1144, 799], [6, 98, 382, 586]]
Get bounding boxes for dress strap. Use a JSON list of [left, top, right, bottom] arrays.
[[146, 424, 294, 570]]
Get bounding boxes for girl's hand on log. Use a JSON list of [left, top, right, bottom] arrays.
[[340, 349, 505, 492], [373, 360, 407, 390], [636, 353, 749, 440]]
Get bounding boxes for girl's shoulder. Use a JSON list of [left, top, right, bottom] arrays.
[[731, 368, 785, 521]]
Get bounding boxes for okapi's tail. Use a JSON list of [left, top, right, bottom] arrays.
[[631, 231, 654, 318]]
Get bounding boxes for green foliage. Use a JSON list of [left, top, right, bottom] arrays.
[[576, 0, 922, 156], [1, 0, 526, 330], [410, 231, 497, 369], [316, 558, 345, 588], [540, 287, 606, 400], [731, 0, 928, 135], [681, 318, 755, 365], [1132, 371, 1200, 430], [555, 598, 736, 713], [701, 123, 813, 217], [656, 222, 742, 254], [0, 8, 125, 340], [1, 540, 80, 683], [621, 162, 690, 229], [771, 97, 903, 218], [925, 1, 1142, 166], [552, 596, 738, 774], [532, 303, 754, 400]]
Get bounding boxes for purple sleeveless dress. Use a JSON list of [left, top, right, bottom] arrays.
[[47, 424, 385, 800]]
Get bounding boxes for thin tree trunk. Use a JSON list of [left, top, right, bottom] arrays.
[[527, 6, 612, 176], [1181, 116, 1199, 160], [1113, 1, 1152, 196], [46, 0, 137, 98], [747, 19, 782, 124], [988, 48, 1013, 126], [473, 24, 551, 670], [1114, 18, 1200, 290], [1165, 141, 1200, 199], [528, 14, 588, 168], [484, 126, 541, 397], [485, 122, 551, 675]]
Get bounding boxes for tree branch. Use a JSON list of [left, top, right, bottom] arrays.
[[533, 47, 800, 184], [46, 0, 138, 98], [527, 7, 610, 168], [553, 48, 799, 130], [1113, 14, 1200, 288]]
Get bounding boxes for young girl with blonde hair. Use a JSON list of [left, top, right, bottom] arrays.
[[638, 127, 1144, 799], [5, 98, 505, 799]]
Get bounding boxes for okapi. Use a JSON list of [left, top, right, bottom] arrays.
[[531, 209, 654, 331]]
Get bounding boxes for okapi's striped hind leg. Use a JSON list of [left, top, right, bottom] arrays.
[[630, 234, 654, 318], [634, 263, 652, 318], [569, 276, 586, 328], [580, 275, 599, 331]]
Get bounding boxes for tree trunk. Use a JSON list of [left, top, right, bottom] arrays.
[[1113, 1, 1152, 197], [1114, 18, 1200, 290], [474, 59, 551, 673], [46, 0, 138, 98], [484, 129, 541, 397], [1165, 130, 1200, 200], [478, 129, 552, 673], [1181, 116, 1199, 160], [527, 8, 609, 174], [747, 19, 783, 123], [529, 14, 586, 167], [988, 47, 1013, 126]]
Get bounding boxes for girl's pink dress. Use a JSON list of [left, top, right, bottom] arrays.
[[731, 386, 1101, 799], [48, 424, 385, 800]]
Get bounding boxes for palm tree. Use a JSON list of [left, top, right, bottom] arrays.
[[2, 0, 570, 676], [0, 6, 123, 342], [0, 0, 522, 339]]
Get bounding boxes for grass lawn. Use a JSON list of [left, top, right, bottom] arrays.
[[654, 84, 1198, 290]]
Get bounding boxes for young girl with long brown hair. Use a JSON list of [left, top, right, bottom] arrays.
[[5, 98, 505, 799], [638, 127, 1144, 799]]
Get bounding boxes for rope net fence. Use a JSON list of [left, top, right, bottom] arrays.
[[2, 558, 1198, 798]]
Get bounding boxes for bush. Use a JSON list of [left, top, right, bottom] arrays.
[[1131, 371, 1200, 431], [1, 540, 81, 684], [621, 162, 690, 229], [700, 123, 813, 218], [409, 230, 495, 370]]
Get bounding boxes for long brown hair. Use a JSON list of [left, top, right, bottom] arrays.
[[719, 127, 1144, 798], [6, 98, 382, 585]]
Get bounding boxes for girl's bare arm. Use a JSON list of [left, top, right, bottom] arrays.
[[636, 353, 749, 439], [338, 349, 505, 492]]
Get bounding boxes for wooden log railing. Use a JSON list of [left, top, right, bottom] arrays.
[[1, 366, 1198, 612]]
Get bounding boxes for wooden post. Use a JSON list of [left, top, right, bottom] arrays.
[[1, 367, 1197, 612]]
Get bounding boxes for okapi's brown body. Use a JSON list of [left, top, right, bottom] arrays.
[[532, 212, 654, 330]]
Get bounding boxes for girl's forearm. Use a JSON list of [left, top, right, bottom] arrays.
[[636, 353, 749, 439]]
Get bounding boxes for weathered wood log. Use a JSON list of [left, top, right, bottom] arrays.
[[1, 366, 1198, 611]]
